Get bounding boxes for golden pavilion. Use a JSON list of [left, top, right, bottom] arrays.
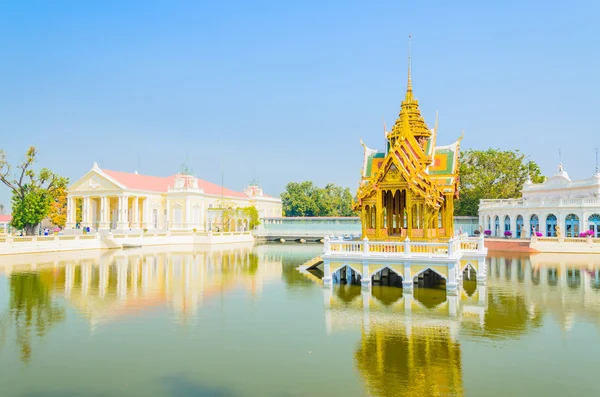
[[355, 60, 461, 241]]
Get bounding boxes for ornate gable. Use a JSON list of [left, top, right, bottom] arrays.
[[69, 164, 125, 194]]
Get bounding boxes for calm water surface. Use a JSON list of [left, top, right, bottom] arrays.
[[1, 243, 600, 397]]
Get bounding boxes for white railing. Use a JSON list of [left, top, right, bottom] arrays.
[[323, 234, 484, 258], [1, 234, 101, 244], [480, 197, 600, 210]]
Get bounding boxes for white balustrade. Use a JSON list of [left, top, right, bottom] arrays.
[[322, 235, 484, 258]]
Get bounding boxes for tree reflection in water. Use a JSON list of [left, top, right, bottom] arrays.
[[7, 271, 66, 363]]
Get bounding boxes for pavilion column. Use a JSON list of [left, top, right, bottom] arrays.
[[133, 197, 140, 229], [374, 190, 382, 238]]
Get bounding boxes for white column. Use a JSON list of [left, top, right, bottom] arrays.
[[510, 215, 517, 237], [185, 196, 191, 229], [83, 197, 91, 227], [165, 198, 170, 230], [133, 197, 139, 229], [142, 198, 149, 229], [66, 197, 75, 228]]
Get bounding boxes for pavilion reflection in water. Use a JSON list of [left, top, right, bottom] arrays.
[[303, 254, 600, 397], [1, 243, 283, 329]]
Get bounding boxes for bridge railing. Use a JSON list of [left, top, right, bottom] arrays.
[[324, 234, 485, 258]]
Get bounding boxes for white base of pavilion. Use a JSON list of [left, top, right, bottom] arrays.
[[318, 235, 487, 295]]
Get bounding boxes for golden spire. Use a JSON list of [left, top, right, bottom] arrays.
[[407, 34, 413, 96]]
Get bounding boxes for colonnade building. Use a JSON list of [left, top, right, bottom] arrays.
[[66, 163, 282, 232], [479, 164, 600, 238]]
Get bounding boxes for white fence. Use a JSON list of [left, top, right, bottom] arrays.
[[323, 234, 485, 259]]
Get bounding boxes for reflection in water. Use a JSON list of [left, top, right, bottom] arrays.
[[317, 253, 600, 396], [2, 248, 600, 396], [355, 326, 463, 397], [2, 272, 66, 363]]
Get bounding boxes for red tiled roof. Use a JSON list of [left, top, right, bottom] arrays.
[[0, 214, 12, 222], [101, 169, 247, 198]]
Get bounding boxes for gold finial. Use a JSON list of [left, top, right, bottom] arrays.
[[407, 34, 412, 92]]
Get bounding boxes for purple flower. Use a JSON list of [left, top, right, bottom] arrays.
[[535, 232, 543, 237], [484, 230, 492, 236], [504, 230, 512, 236]]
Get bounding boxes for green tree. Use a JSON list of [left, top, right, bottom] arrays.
[[0, 147, 68, 235], [281, 181, 319, 216], [48, 186, 68, 228], [315, 183, 356, 216], [281, 181, 356, 217], [240, 205, 260, 230], [456, 149, 545, 216]]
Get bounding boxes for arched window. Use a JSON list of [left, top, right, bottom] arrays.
[[530, 214, 539, 235], [516, 215, 524, 238], [494, 216, 500, 236], [589, 214, 600, 238], [487, 216, 491, 231], [546, 214, 557, 237], [504, 215, 511, 234], [565, 214, 580, 237]]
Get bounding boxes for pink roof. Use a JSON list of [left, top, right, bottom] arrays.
[[101, 169, 247, 198], [0, 214, 12, 222]]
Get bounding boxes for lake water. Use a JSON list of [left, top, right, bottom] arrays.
[[1, 243, 600, 397]]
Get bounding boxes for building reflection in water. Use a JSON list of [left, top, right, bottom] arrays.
[[312, 253, 600, 397], [0, 243, 283, 332]]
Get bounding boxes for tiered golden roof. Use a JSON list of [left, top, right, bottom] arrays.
[[355, 43, 462, 241]]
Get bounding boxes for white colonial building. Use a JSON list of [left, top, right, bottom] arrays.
[[66, 163, 282, 232], [479, 164, 600, 238]]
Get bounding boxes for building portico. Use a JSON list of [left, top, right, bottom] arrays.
[[66, 163, 282, 233]]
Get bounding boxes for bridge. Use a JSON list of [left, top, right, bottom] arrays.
[[254, 216, 479, 242]]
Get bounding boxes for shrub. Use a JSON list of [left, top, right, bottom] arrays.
[[504, 230, 512, 237], [474, 230, 481, 236], [535, 231, 543, 237], [484, 230, 492, 236]]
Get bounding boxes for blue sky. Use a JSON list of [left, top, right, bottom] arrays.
[[1, 0, 599, 208]]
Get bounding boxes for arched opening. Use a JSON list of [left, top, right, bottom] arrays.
[[530, 215, 539, 236], [365, 206, 371, 229], [565, 214, 579, 237], [413, 269, 447, 308], [462, 264, 477, 296], [332, 265, 361, 286], [487, 216, 491, 231], [589, 214, 600, 237], [516, 215, 524, 238], [371, 266, 403, 288], [504, 215, 511, 234], [413, 268, 446, 289], [494, 216, 500, 236], [546, 214, 557, 237]]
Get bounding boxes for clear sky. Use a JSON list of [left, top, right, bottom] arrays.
[[1, 0, 599, 208]]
